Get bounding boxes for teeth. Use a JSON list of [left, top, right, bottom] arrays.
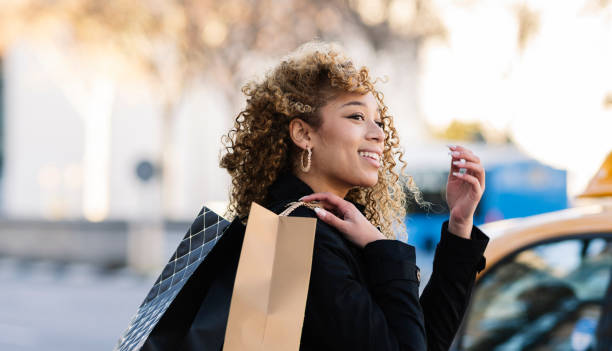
[[358, 151, 380, 161]]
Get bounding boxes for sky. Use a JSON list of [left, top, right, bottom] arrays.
[[419, 0, 612, 197]]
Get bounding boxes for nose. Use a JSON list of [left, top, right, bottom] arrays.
[[366, 119, 385, 143]]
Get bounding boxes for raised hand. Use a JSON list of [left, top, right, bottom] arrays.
[[446, 145, 486, 239]]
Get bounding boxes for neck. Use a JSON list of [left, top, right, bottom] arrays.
[[295, 170, 350, 199]]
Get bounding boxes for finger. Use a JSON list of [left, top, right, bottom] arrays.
[[449, 150, 480, 164], [311, 199, 344, 218], [448, 146, 481, 164], [451, 171, 483, 193], [449, 145, 485, 187], [300, 192, 342, 205], [451, 160, 485, 185], [450, 158, 468, 172], [449, 144, 475, 155], [300, 192, 351, 215], [447, 156, 472, 177], [314, 207, 347, 232]]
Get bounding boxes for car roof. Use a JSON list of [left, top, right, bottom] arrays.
[[478, 203, 612, 275]]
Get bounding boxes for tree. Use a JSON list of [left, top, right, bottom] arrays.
[[0, 0, 446, 218]]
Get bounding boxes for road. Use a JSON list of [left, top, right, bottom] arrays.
[[0, 258, 153, 351]]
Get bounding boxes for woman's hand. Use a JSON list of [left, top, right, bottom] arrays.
[[446, 145, 486, 239], [299, 192, 387, 248]]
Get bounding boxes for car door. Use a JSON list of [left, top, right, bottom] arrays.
[[454, 233, 612, 351]]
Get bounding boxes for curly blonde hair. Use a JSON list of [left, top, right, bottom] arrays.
[[220, 41, 429, 240]]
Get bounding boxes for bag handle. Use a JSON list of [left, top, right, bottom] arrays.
[[279, 201, 322, 217]]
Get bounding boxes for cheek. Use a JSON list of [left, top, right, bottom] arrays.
[[317, 130, 359, 163]]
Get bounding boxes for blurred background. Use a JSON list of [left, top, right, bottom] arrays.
[[0, 0, 611, 350]]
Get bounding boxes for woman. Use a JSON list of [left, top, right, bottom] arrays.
[[219, 42, 489, 350]]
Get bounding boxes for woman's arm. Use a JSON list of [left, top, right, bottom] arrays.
[[416, 144, 488, 350], [302, 216, 427, 351], [419, 220, 488, 351], [290, 192, 428, 350]]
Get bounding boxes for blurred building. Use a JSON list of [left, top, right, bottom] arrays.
[[0, 41, 234, 222], [0, 39, 425, 223]]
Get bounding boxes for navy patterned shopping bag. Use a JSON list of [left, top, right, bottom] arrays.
[[114, 206, 232, 351]]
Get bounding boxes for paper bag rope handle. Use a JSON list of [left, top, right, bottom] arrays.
[[279, 201, 322, 217]]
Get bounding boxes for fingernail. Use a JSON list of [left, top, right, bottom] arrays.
[[452, 151, 460, 157], [299, 196, 305, 201], [446, 144, 456, 149], [452, 172, 463, 177], [314, 207, 325, 217], [452, 159, 466, 165]]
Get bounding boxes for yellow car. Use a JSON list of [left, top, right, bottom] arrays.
[[454, 152, 612, 351]]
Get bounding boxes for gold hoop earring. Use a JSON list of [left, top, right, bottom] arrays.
[[300, 147, 312, 173]]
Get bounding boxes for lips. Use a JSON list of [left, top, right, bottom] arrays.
[[358, 150, 382, 168], [358, 151, 381, 161]]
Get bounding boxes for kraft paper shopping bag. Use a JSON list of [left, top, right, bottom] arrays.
[[223, 202, 317, 351]]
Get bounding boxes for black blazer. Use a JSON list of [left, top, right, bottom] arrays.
[[264, 172, 489, 351], [145, 171, 489, 351]]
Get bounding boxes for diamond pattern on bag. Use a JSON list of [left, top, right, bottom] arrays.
[[114, 206, 230, 351]]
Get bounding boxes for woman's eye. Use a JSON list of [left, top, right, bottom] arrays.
[[348, 114, 383, 128]]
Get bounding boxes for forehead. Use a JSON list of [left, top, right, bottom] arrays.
[[326, 91, 379, 111]]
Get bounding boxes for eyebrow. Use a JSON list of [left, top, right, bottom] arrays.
[[339, 101, 382, 114]]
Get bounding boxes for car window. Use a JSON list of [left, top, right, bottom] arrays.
[[460, 236, 612, 351]]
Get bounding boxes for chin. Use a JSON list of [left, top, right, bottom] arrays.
[[359, 173, 379, 188]]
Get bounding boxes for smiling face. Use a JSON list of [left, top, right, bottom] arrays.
[[290, 91, 386, 197]]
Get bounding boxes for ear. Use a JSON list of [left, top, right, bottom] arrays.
[[289, 118, 313, 149]]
